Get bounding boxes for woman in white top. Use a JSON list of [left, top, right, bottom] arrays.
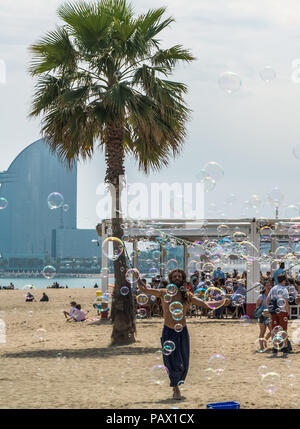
[[256, 278, 272, 352]]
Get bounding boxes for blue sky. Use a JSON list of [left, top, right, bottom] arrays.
[[1, 0, 300, 228]]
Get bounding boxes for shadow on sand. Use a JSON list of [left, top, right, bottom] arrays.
[[3, 346, 161, 360]]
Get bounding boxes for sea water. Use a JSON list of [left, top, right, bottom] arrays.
[[0, 276, 105, 290]]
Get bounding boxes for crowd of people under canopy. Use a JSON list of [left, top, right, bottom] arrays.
[[132, 264, 300, 319]]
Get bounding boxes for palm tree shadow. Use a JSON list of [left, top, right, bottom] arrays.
[[3, 346, 161, 360]]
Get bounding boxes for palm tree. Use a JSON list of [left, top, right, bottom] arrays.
[[29, 0, 195, 345]]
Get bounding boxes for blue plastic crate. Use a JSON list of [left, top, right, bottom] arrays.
[[206, 401, 240, 409]]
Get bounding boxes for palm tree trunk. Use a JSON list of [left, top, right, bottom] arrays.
[[105, 121, 136, 345]]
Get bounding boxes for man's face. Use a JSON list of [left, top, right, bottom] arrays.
[[171, 271, 183, 286]]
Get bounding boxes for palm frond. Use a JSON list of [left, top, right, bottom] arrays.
[[57, 1, 113, 53], [29, 26, 76, 76], [152, 45, 196, 69]]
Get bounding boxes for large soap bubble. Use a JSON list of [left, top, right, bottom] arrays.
[[219, 72, 241, 93], [261, 372, 281, 394], [102, 237, 124, 261], [149, 365, 169, 385]]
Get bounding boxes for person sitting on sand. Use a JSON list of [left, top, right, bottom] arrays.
[[25, 292, 34, 302], [137, 268, 223, 401], [40, 292, 49, 302], [63, 301, 77, 319], [67, 304, 89, 322]]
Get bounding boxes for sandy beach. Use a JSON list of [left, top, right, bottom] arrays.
[[0, 288, 300, 409]]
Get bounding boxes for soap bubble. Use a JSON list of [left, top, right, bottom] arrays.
[[195, 169, 208, 182], [162, 340, 176, 355], [275, 246, 288, 258], [187, 260, 198, 275], [125, 268, 140, 284], [202, 262, 214, 273], [232, 231, 247, 242], [169, 301, 183, 313], [137, 308, 147, 318], [288, 224, 300, 241], [63, 204, 69, 212], [164, 293, 173, 303], [148, 266, 160, 277], [231, 293, 246, 307], [258, 365, 269, 377], [23, 284, 36, 290], [120, 286, 129, 296], [203, 162, 224, 182], [41, 265, 56, 279], [277, 298, 286, 308], [239, 315, 251, 325], [260, 226, 273, 239], [203, 176, 216, 192], [287, 374, 296, 387], [219, 72, 241, 93], [261, 372, 280, 394], [35, 328, 47, 342], [217, 224, 230, 236], [136, 294, 148, 306], [284, 205, 298, 218], [172, 309, 184, 321], [166, 259, 178, 272], [0, 197, 8, 210], [238, 241, 259, 262], [174, 324, 183, 333], [259, 66, 276, 82], [207, 353, 226, 375], [166, 284, 178, 296], [47, 192, 64, 209], [272, 331, 286, 350], [102, 237, 124, 261], [267, 187, 284, 208], [152, 250, 161, 261], [149, 365, 169, 385]]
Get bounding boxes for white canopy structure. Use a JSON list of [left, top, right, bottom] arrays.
[[98, 217, 300, 317]]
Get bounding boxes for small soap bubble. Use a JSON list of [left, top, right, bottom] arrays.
[[0, 197, 8, 210], [47, 192, 64, 209]]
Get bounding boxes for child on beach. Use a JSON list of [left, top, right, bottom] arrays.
[[67, 304, 89, 322], [63, 301, 77, 320]]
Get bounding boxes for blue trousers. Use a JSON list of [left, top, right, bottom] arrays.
[[161, 325, 190, 387]]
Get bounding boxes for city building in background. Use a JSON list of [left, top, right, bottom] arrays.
[[0, 138, 99, 272]]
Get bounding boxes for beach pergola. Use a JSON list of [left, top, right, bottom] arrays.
[[98, 218, 300, 317]]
